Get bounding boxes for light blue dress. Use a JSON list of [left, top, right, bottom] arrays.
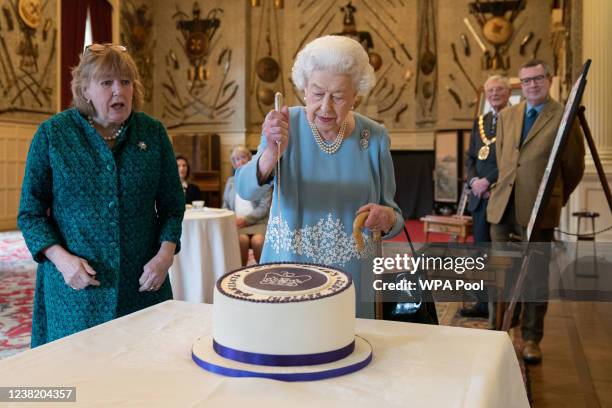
[[235, 107, 404, 317]]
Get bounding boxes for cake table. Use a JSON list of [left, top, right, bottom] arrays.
[[0, 301, 529, 407]]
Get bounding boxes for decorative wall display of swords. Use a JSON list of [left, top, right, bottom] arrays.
[[113, 0, 552, 132], [120, 0, 155, 105], [277, 0, 415, 127], [445, 1, 542, 120], [251, 0, 285, 120], [161, 1, 237, 128], [249, 0, 548, 131], [414, 0, 437, 125], [0, 0, 56, 117], [467, 0, 527, 71]]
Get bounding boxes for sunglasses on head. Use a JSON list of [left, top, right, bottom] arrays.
[[85, 43, 128, 53]]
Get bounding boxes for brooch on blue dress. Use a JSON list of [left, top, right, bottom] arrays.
[[138, 141, 147, 151], [359, 128, 370, 150]]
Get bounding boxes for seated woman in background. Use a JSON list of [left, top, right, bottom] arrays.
[[223, 146, 272, 266], [176, 155, 202, 205]]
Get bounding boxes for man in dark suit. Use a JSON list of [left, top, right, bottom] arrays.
[[460, 76, 511, 320], [487, 60, 585, 364]]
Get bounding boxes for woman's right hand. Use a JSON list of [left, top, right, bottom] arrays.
[[263, 106, 290, 156], [236, 216, 247, 228], [43, 245, 100, 290], [258, 107, 289, 181]]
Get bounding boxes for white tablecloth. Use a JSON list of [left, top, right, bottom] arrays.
[[169, 208, 241, 303], [0, 301, 529, 408]]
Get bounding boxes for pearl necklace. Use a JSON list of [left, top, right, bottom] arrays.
[[88, 116, 124, 141], [308, 119, 348, 155]]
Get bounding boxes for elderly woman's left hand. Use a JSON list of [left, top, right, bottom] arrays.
[[139, 242, 176, 292], [356, 203, 397, 234]]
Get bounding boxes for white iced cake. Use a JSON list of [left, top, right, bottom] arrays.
[[213, 263, 355, 357]]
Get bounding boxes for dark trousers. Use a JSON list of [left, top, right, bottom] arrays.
[[470, 199, 491, 309], [490, 202, 553, 343], [471, 198, 491, 243]]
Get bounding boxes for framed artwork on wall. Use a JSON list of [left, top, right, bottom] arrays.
[[434, 131, 459, 203]]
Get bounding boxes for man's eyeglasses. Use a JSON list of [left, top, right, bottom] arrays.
[[485, 86, 508, 94], [520, 75, 547, 85], [85, 44, 127, 53]]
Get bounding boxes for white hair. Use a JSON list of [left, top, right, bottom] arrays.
[[484, 75, 510, 90], [230, 145, 252, 161], [291, 35, 375, 95]]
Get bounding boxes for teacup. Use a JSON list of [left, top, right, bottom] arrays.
[[192, 200, 205, 210]]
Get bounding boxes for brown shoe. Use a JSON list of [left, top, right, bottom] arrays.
[[522, 340, 542, 365]]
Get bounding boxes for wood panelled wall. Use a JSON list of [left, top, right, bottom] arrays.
[[0, 123, 35, 231]]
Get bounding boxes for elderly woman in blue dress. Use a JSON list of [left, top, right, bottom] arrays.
[[18, 44, 184, 346], [235, 35, 404, 318]]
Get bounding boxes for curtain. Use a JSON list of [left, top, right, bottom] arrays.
[[60, 0, 88, 110], [89, 0, 113, 44], [61, 0, 113, 110]]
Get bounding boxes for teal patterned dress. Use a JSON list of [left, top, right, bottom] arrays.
[[18, 109, 185, 347]]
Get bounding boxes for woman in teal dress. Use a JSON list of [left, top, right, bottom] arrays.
[[18, 44, 184, 346], [235, 36, 404, 318]]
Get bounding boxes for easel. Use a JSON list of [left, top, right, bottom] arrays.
[[501, 62, 612, 331]]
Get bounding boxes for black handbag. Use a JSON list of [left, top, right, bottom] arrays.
[[380, 226, 439, 325]]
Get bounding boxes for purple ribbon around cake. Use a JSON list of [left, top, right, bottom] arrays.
[[212, 339, 355, 366], [192, 351, 372, 382]]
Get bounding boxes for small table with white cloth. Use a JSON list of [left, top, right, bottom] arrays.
[[0, 301, 529, 407], [169, 208, 241, 303]]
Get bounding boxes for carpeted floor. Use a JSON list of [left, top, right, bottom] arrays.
[[0, 231, 36, 359]]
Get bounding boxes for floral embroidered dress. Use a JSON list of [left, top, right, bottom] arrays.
[[18, 109, 185, 346], [236, 107, 404, 317]]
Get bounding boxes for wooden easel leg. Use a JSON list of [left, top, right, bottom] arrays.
[[496, 302, 505, 330], [578, 107, 612, 215], [502, 254, 531, 331]]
